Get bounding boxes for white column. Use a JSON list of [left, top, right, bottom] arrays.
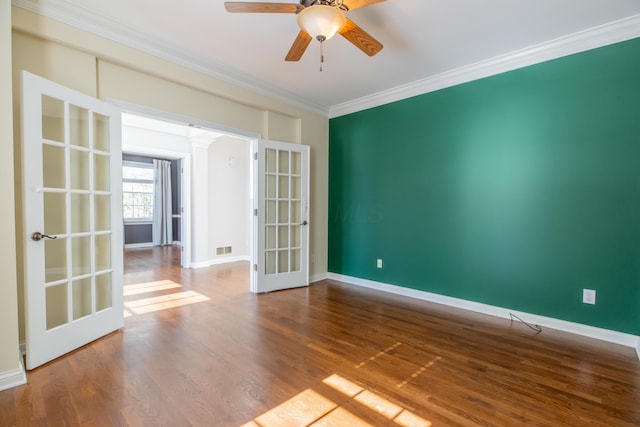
[[189, 135, 216, 267]]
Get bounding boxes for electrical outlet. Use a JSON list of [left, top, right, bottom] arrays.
[[376, 259, 383, 268], [583, 289, 596, 305]]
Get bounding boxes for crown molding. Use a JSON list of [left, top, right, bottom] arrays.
[[329, 14, 640, 118], [12, 1, 640, 119], [11, 0, 329, 117]]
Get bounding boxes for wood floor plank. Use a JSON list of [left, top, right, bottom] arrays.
[[0, 246, 638, 426]]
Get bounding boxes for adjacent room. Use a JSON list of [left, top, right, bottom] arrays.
[[1, 1, 639, 426]]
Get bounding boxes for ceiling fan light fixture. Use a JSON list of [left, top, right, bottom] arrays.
[[297, 5, 346, 42]]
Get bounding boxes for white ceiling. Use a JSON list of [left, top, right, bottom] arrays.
[[14, 0, 640, 116]]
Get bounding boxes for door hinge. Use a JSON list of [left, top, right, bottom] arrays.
[[254, 152, 258, 160], [254, 208, 258, 216], [254, 264, 258, 272]]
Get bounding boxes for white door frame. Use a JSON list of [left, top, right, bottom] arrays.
[[22, 71, 124, 369], [110, 100, 260, 274], [252, 139, 310, 293]]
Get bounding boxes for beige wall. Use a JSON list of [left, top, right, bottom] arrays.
[[0, 1, 21, 374], [10, 7, 328, 344]]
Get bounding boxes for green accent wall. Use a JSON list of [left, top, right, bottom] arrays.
[[328, 38, 640, 335]]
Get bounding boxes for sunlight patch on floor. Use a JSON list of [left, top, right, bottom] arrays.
[[123, 280, 210, 315], [123, 280, 182, 296], [355, 342, 402, 369], [324, 374, 431, 427], [242, 373, 431, 427]]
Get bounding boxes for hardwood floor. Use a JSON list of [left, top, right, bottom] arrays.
[[1, 246, 639, 426]]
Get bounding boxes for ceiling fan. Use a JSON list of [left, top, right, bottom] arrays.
[[224, 0, 385, 65]]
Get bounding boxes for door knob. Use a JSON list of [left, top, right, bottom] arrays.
[[31, 232, 57, 241], [301, 220, 308, 226]]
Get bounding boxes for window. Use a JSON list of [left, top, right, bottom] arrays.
[[122, 162, 154, 221]]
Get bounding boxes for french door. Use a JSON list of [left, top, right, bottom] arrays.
[[253, 140, 310, 293], [21, 71, 123, 369]]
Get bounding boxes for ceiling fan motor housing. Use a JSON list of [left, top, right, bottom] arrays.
[[301, 0, 349, 12]]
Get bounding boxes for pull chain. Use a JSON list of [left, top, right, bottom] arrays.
[[320, 40, 324, 72]]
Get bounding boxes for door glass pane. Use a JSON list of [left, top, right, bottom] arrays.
[[72, 277, 92, 320], [291, 201, 301, 224], [94, 113, 110, 152], [94, 154, 110, 191], [265, 251, 276, 275], [266, 226, 276, 250], [278, 227, 289, 249], [70, 149, 90, 190], [44, 192, 66, 235], [278, 201, 289, 224], [45, 238, 67, 283], [96, 273, 112, 311], [266, 175, 276, 199], [43, 144, 66, 189], [72, 236, 91, 276], [71, 193, 90, 233], [278, 250, 289, 273], [69, 104, 89, 148], [291, 151, 301, 175], [290, 225, 300, 248], [95, 195, 111, 231], [42, 95, 65, 142], [95, 234, 111, 272], [290, 249, 301, 272], [278, 176, 289, 198], [266, 200, 277, 224], [278, 150, 289, 174], [46, 283, 68, 330], [266, 149, 276, 173], [291, 176, 301, 199]]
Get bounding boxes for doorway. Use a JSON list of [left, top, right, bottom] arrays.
[[120, 111, 254, 274]]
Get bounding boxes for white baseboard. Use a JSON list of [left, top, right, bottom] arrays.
[[327, 273, 640, 357], [124, 242, 154, 249], [0, 356, 27, 391], [190, 255, 250, 269], [310, 273, 328, 284]]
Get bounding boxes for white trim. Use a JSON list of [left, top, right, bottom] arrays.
[[327, 273, 640, 351], [329, 15, 640, 118], [636, 339, 640, 361], [310, 273, 327, 284], [19, 341, 26, 356], [190, 255, 251, 269], [13, 2, 640, 118], [113, 100, 262, 142], [124, 242, 154, 249], [12, 0, 328, 117], [0, 358, 27, 391]]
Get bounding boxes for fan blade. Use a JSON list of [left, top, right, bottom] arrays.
[[224, 2, 302, 13], [285, 30, 312, 61], [342, 0, 386, 11], [338, 18, 383, 57]]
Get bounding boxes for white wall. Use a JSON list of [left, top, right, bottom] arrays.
[[208, 136, 251, 262]]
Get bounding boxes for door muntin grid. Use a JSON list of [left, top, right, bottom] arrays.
[[41, 94, 113, 329], [264, 148, 303, 275]]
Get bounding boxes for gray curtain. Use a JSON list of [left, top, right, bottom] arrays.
[[152, 159, 173, 246]]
